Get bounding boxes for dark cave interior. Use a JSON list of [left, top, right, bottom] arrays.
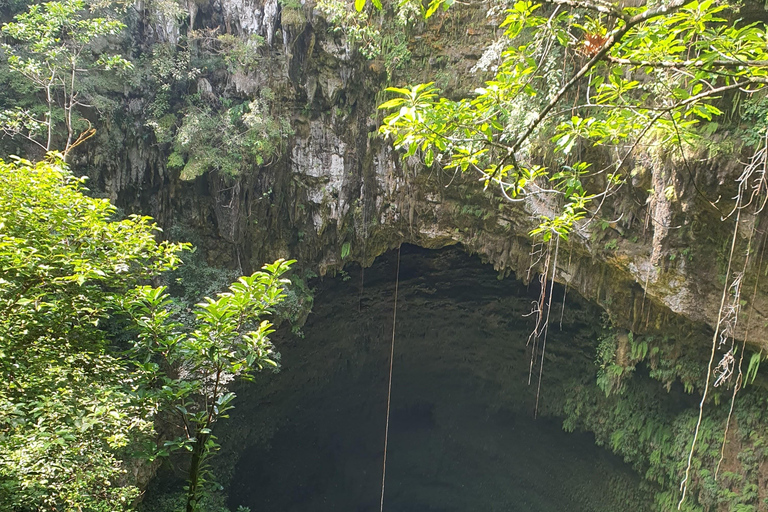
[[220, 245, 656, 512]]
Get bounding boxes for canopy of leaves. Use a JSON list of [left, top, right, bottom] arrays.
[[0, 154, 295, 511], [167, 92, 291, 180], [0, 155, 185, 511], [125, 258, 293, 512], [379, 0, 768, 239], [0, 0, 131, 153]]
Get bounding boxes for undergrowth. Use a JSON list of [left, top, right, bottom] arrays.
[[563, 325, 768, 512]]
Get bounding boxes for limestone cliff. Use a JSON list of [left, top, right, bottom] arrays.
[[80, 0, 767, 354], [58, 1, 768, 509]]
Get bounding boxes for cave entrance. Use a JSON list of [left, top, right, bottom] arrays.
[[223, 245, 654, 512]]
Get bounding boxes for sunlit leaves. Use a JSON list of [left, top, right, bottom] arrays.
[[0, 0, 130, 151], [0, 156, 295, 512], [125, 259, 294, 511], [379, 0, 768, 240], [316, 0, 382, 59], [0, 155, 186, 511], [500, 1, 543, 39]]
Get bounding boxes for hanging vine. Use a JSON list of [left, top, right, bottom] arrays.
[[678, 131, 768, 508]]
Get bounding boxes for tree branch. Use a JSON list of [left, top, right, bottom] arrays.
[[543, 0, 626, 20], [512, 0, 690, 153], [607, 55, 768, 69]]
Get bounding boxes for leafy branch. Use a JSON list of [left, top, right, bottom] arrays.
[[0, 0, 130, 156], [379, 0, 768, 239]]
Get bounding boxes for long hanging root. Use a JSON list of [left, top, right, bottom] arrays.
[[715, 226, 764, 479], [559, 239, 573, 330], [679, 131, 768, 506], [715, 340, 745, 480], [528, 237, 553, 386], [535, 236, 560, 418], [679, 206, 742, 509]]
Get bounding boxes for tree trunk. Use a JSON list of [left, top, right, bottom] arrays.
[[185, 432, 209, 512]]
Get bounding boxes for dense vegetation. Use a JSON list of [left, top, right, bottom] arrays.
[[0, 155, 292, 510], [2, 0, 768, 509], [378, 0, 768, 238]]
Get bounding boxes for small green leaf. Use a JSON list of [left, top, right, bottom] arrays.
[[424, 148, 434, 167], [425, 0, 442, 18], [378, 98, 406, 110]]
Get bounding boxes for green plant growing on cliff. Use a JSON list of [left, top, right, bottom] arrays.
[[0, 0, 131, 155], [374, 2, 768, 506], [144, 29, 295, 180], [189, 29, 266, 74], [378, 0, 768, 240], [125, 259, 293, 512], [381, 31, 411, 80], [316, 0, 427, 65], [0, 154, 186, 511], [316, 0, 382, 59], [168, 91, 292, 180], [564, 337, 768, 512]]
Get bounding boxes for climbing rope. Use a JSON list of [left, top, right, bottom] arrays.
[[380, 245, 401, 512]]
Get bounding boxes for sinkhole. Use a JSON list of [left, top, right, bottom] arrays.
[[217, 245, 656, 512]]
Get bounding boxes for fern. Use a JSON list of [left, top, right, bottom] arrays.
[[745, 351, 762, 386]]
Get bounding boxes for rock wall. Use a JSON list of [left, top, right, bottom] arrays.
[[79, 0, 768, 354], [67, 2, 768, 509]]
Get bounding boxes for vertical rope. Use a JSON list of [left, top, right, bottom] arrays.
[[380, 245, 401, 512], [360, 184, 368, 312], [559, 239, 573, 331]]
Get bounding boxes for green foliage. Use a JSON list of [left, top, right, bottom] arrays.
[[164, 228, 240, 308], [352, 0, 452, 18], [0, 0, 131, 153], [745, 350, 762, 386], [316, 0, 440, 65], [0, 155, 295, 511], [594, 330, 652, 396], [316, 0, 382, 59], [273, 272, 315, 338], [737, 92, 768, 147], [186, 29, 267, 75], [564, 320, 768, 511], [341, 241, 352, 259], [215, 34, 265, 74], [138, 488, 252, 512], [137, 34, 292, 180], [0, 155, 185, 511], [167, 91, 292, 180], [125, 259, 294, 512], [381, 31, 411, 80], [378, 0, 768, 238]]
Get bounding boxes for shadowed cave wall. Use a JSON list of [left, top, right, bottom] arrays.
[[201, 245, 679, 512]]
